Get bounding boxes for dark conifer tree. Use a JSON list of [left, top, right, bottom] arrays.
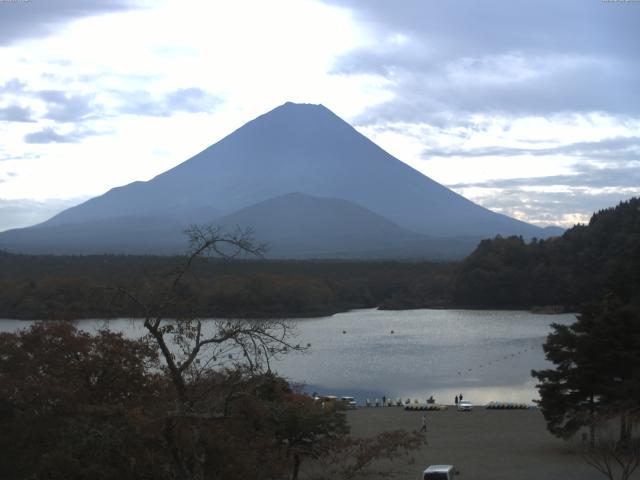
[[533, 296, 640, 444]]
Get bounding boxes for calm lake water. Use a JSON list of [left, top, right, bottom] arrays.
[[0, 308, 576, 405]]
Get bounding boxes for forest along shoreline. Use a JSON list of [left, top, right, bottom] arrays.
[[0, 198, 638, 321]]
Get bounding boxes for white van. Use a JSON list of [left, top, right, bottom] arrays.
[[422, 465, 459, 480]]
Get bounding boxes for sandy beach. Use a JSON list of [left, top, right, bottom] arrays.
[[345, 405, 632, 480]]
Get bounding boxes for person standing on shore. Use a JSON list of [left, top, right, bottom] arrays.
[[459, 393, 463, 402], [420, 414, 427, 433], [455, 395, 459, 406]]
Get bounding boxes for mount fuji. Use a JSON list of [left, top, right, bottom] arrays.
[[0, 102, 555, 258]]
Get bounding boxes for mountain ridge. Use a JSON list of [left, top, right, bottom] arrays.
[[215, 192, 479, 259], [0, 102, 557, 257]]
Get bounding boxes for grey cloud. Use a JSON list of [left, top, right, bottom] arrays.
[[0, 79, 27, 93], [425, 136, 640, 162], [0, 173, 18, 185], [0, 105, 35, 122], [38, 90, 98, 122], [3, 80, 211, 143], [325, 0, 640, 227], [0, 0, 140, 46], [165, 88, 221, 113], [24, 126, 92, 144], [325, 0, 640, 123], [539, 137, 640, 162], [446, 159, 639, 227], [0, 152, 40, 162], [463, 188, 638, 228], [1, 80, 101, 123], [448, 164, 640, 190], [324, 0, 639, 61], [346, 56, 640, 127], [120, 87, 221, 117], [353, 101, 476, 130]]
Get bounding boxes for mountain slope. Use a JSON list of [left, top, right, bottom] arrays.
[[0, 193, 478, 258], [0, 102, 552, 257], [0, 216, 188, 255], [215, 192, 478, 258], [39, 102, 545, 238]]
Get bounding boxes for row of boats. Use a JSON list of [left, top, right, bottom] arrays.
[[485, 401, 533, 409], [404, 401, 534, 410], [314, 395, 534, 410]]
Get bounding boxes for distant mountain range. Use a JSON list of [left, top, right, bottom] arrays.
[[0, 102, 562, 258]]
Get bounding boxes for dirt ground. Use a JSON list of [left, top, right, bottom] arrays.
[[345, 405, 637, 480]]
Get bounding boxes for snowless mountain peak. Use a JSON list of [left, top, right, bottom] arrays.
[[0, 102, 554, 257]]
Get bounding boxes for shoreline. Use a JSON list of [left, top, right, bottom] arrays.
[[0, 305, 574, 322]]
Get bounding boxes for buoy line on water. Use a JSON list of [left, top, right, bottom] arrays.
[[337, 327, 542, 380], [454, 343, 542, 377], [336, 328, 542, 409]]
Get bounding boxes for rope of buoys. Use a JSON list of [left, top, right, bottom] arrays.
[[341, 329, 396, 335], [454, 344, 543, 380]]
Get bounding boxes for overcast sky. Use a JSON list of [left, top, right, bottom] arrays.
[[0, 0, 638, 232]]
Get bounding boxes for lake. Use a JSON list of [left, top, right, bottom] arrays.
[[0, 308, 576, 406]]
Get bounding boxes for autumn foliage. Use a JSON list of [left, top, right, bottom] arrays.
[[0, 323, 423, 480]]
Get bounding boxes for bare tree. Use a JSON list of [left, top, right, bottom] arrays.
[[114, 225, 306, 480], [304, 430, 426, 480], [582, 410, 640, 480]]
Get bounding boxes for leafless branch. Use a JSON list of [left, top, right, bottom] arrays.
[[582, 419, 640, 480], [107, 224, 301, 480]]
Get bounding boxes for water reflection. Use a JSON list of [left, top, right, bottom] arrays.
[[0, 308, 576, 405], [270, 309, 576, 405]]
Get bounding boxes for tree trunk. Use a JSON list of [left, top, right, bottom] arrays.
[[619, 412, 631, 449], [190, 420, 206, 480], [291, 452, 301, 480], [589, 394, 596, 449], [163, 417, 191, 480]]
